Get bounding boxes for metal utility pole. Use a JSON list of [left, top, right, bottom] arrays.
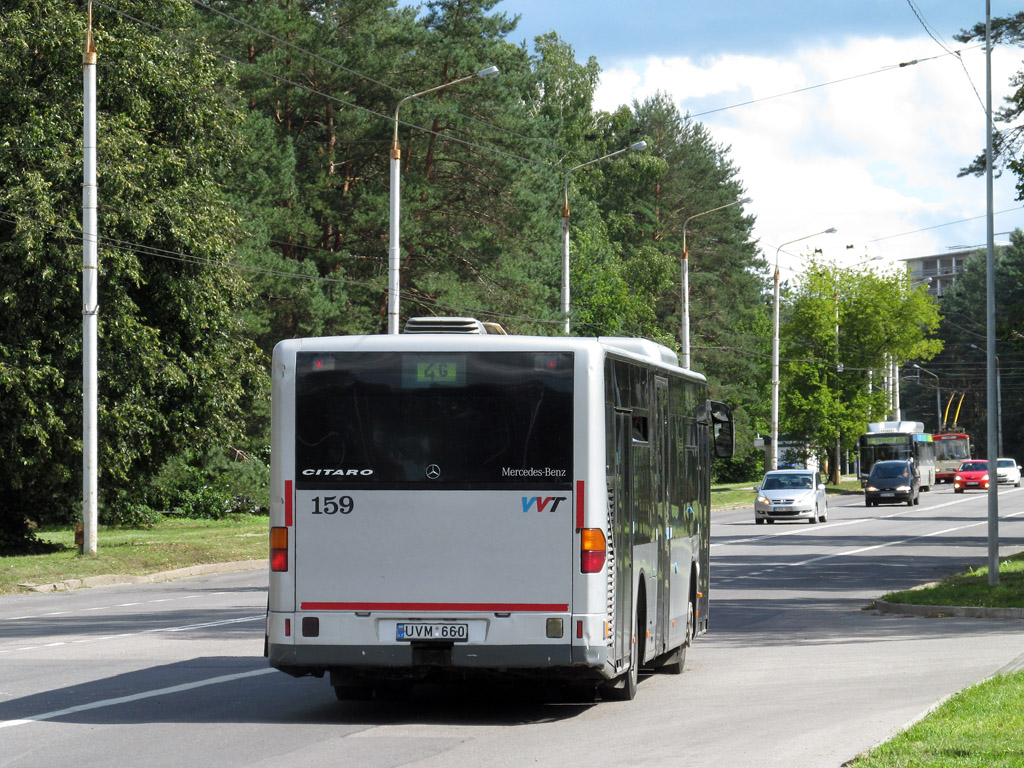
[[769, 227, 835, 470], [82, 3, 99, 555], [679, 196, 750, 368], [387, 66, 498, 334], [984, 0, 999, 585], [561, 141, 647, 334]]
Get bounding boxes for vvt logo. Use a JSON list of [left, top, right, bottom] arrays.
[[521, 496, 568, 513]]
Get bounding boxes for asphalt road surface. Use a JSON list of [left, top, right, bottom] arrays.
[[3, 484, 1023, 768]]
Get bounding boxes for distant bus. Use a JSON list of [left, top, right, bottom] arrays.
[[266, 319, 734, 701], [857, 421, 936, 490], [932, 432, 971, 483]]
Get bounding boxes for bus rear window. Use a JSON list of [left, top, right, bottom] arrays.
[[294, 351, 573, 489]]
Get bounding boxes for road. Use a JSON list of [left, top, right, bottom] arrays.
[[2, 485, 1023, 768]]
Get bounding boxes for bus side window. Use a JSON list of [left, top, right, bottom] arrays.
[[632, 415, 649, 442]]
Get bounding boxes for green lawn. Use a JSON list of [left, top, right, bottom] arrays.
[[848, 672, 1024, 768], [882, 551, 1024, 609], [1, 515, 268, 594]]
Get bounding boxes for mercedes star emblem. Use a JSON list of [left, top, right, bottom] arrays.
[[425, 464, 441, 480]]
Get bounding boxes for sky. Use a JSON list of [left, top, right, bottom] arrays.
[[488, 0, 1024, 278]]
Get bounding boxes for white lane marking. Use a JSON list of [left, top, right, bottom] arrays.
[[0, 615, 264, 656], [718, 508, 1024, 582], [0, 668, 276, 729], [5, 591, 257, 623]]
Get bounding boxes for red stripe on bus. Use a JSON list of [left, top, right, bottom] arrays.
[[285, 480, 293, 527], [299, 602, 568, 612], [576, 480, 585, 529]]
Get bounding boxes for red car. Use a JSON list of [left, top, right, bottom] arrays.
[[953, 460, 990, 493]]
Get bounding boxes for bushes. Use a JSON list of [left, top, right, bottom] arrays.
[[151, 448, 270, 520], [713, 448, 766, 484], [94, 447, 270, 527]]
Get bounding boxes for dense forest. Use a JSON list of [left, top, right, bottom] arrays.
[[1, 0, 1021, 553]]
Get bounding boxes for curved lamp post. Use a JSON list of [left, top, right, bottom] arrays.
[[679, 196, 751, 369], [561, 140, 647, 334], [388, 65, 499, 334], [769, 227, 837, 470]]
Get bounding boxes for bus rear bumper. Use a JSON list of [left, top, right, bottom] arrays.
[[269, 641, 590, 670]]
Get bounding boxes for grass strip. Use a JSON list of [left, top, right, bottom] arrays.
[[882, 550, 1024, 609], [1, 515, 268, 595], [849, 671, 1024, 767]]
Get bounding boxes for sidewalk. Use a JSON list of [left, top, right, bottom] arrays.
[[20, 559, 267, 593]]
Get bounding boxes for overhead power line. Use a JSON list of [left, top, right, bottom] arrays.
[[689, 45, 980, 119]]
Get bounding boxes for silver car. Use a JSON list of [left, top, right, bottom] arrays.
[[754, 469, 828, 524], [996, 458, 1022, 487]]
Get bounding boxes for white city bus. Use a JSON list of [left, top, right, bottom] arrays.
[[266, 319, 733, 701]]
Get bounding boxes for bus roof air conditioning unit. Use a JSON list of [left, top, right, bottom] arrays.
[[404, 317, 506, 335], [867, 421, 925, 434]]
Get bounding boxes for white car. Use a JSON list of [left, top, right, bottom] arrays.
[[754, 469, 828, 524], [996, 458, 1022, 487]]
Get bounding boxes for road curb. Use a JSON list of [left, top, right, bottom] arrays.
[[21, 559, 268, 593], [867, 599, 1024, 620]]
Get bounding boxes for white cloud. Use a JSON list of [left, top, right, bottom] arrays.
[[596, 36, 1024, 277]]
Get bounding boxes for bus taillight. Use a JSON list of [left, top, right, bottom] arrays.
[[581, 528, 606, 573], [270, 527, 289, 572]]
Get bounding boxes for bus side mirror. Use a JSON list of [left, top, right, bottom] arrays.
[[709, 400, 734, 459]]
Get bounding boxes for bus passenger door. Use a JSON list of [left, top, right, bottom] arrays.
[[612, 409, 634, 670], [654, 377, 672, 656]]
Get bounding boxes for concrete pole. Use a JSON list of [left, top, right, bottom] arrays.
[[770, 227, 835, 470], [561, 210, 570, 335], [681, 244, 689, 368], [388, 147, 400, 334], [82, 4, 98, 555], [770, 264, 780, 470], [985, 0, 1000, 585], [387, 67, 498, 334]]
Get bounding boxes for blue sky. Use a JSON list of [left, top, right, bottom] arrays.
[[496, 1, 986, 64], [482, 0, 1024, 276]]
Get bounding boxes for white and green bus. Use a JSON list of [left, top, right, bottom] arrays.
[[266, 319, 733, 701]]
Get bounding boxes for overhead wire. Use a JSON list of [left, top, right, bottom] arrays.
[[0, 209, 571, 330], [20, 4, 1022, 338], [689, 45, 981, 119], [904, 0, 988, 118]]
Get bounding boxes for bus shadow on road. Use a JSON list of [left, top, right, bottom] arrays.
[[0, 657, 603, 728]]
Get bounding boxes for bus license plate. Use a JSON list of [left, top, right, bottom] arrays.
[[396, 622, 468, 641]]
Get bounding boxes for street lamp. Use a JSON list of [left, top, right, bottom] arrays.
[[679, 196, 751, 369], [912, 363, 942, 432], [829, 254, 880, 482], [970, 343, 1002, 455], [769, 227, 837, 470], [388, 65, 499, 334], [561, 140, 648, 334]]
